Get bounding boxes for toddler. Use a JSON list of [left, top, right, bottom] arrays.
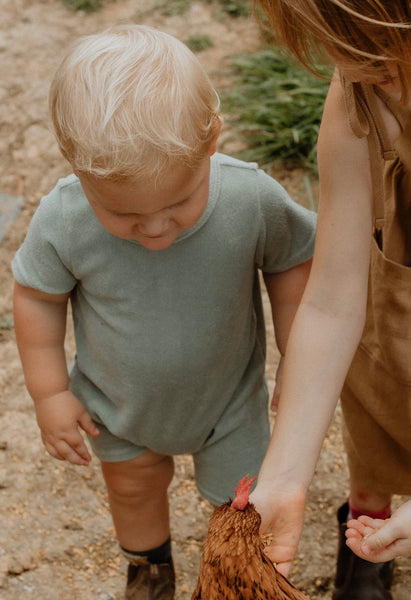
[[12, 24, 316, 600]]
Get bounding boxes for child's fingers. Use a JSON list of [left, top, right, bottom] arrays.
[[44, 439, 90, 465], [270, 392, 279, 411], [346, 518, 364, 532], [346, 519, 382, 559], [345, 527, 362, 540], [346, 518, 403, 562], [356, 515, 374, 526], [362, 525, 396, 554], [43, 441, 66, 461], [78, 412, 100, 437], [346, 516, 386, 540], [360, 540, 398, 562], [345, 536, 366, 557], [357, 515, 385, 528], [271, 358, 284, 411], [346, 522, 376, 539], [53, 435, 92, 465]]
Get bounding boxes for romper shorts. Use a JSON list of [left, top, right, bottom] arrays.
[[86, 386, 271, 506]]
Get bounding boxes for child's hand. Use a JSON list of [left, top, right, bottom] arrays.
[[34, 391, 99, 466], [271, 356, 284, 411], [346, 500, 411, 562]]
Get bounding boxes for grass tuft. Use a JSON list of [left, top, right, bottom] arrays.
[[62, 0, 110, 11], [223, 48, 331, 174], [185, 35, 214, 52], [206, 0, 250, 17], [155, 0, 190, 16]]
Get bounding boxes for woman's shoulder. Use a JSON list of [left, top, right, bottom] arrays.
[[318, 75, 369, 161], [341, 75, 402, 147]]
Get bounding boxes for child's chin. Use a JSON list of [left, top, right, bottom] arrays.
[[137, 235, 175, 251]]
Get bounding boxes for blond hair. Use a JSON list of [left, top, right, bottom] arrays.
[[254, 0, 411, 102], [49, 25, 220, 179]]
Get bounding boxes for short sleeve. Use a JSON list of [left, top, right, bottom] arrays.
[[12, 188, 77, 294], [255, 169, 317, 272]]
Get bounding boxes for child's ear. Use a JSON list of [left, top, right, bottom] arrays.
[[208, 116, 223, 156]]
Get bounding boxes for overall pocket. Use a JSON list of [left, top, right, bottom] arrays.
[[360, 235, 411, 384]]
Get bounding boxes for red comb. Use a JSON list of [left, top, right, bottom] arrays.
[[230, 474, 257, 510]]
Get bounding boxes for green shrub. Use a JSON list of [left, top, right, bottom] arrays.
[[62, 0, 106, 11], [223, 48, 331, 174], [155, 0, 190, 16], [185, 35, 214, 52], [206, 0, 250, 17]]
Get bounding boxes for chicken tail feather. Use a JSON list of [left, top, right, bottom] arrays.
[[274, 568, 310, 600]]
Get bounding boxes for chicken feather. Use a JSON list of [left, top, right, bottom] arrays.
[[191, 477, 309, 600]]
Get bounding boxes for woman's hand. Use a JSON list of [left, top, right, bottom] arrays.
[[250, 483, 306, 576]]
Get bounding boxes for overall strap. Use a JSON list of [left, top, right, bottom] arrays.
[[344, 80, 396, 228]]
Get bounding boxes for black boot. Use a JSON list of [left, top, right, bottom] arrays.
[[332, 502, 394, 600], [125, 558, 175, 600]]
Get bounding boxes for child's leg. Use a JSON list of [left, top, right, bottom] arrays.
[[102, 451, 176, 599], [349, 478, 391, 519], [333, 477, 394, 600], [101, 450, 174, 552]]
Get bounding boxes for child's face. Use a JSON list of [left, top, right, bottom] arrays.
[[78, 157, 212, 251]]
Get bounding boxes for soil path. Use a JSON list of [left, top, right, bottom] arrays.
[[0, 2, 409, 599]]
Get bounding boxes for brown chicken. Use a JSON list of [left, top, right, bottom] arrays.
[[191, 475, 309, 600]]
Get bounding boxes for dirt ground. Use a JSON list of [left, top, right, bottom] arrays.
[[0, 1, 410, 599]]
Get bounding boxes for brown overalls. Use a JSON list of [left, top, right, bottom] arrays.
[[340, 79, 411, 496]]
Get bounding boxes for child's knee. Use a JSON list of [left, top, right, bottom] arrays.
[[102, 451, 174, 498]]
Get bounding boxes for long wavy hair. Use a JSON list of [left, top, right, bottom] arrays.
[[254, 0, 411, 102]]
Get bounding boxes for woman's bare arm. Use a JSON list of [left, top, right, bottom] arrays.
[[250, 75, 374, 573]]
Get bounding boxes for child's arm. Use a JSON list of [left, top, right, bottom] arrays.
[[263, 259, 312, 410], [13, 282, 99, 466], [346, 501, 411, 562]]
